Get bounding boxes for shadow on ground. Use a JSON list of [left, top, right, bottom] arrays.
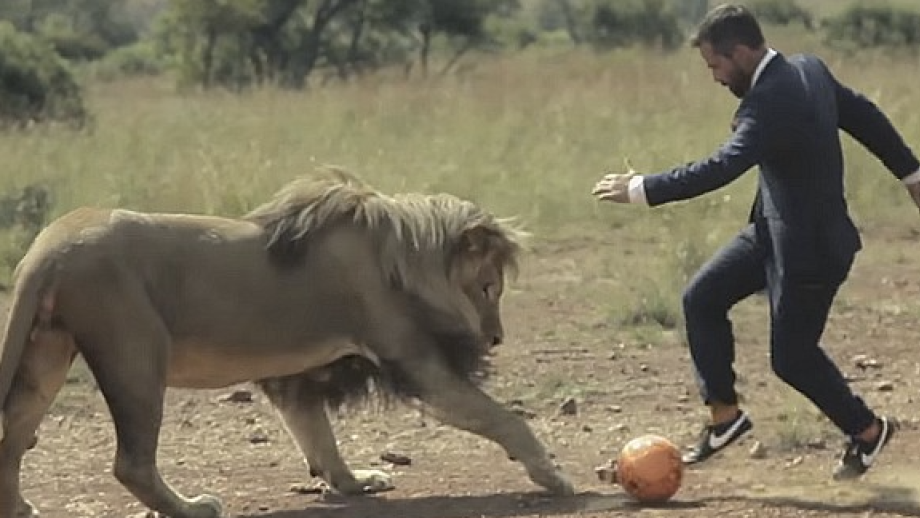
[[237, 491, 699, 518], [236, 481, 920, 518], [720, 480, 920, 517]]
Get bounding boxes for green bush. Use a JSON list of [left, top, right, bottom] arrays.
[[36, 12, 110, 61], [0, 21, 90, 129], [91, 41, 164, 81], [0, 184, 52, 285], [747, 0, 814, 29], [588, 0, 683, 51], [823, 3, 920, 50]]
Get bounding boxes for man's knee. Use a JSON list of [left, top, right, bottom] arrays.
[[770, 345, 815, 387], [770, 352, 795, 384], [682, 276, 716, 319]]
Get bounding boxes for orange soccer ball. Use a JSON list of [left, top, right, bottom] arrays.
[[613, 434, 684, 503]]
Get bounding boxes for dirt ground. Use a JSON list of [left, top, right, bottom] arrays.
[[4, 229, 920, 518]]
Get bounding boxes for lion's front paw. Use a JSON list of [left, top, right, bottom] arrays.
[[528, 466, 575, 496], [324, 469, 395, 496], [183, 494, 224, 518], [351, 469, 395, 494]]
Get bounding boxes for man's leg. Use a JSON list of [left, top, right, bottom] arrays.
[[681, 224, 766, 464], [767, 269, 897, 480]]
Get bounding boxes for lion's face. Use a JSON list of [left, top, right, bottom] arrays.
[[462, 258, 505, 350], [455, 226, 514, 352]]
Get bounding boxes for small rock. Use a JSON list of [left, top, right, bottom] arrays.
[[606, 405, 622, 413], [806, 438, 827, 450], [594, 462, 617, 484], [249, 430, 270, 444], [639, 364, 649, 372], [853, 354, 883, 370], [876, 381, 894, 392], [507, 399, 536, 418], [785, 456, 804, 468], [749, 440, 767, 459], [677, 395, 689, 403], [608, 352, 618, 360], [220, 389, 254, 403], [559, 397, 578, 416], [582, 424, 593, 433], [511, 407, 537, 419], [380, 451, 412, 466]]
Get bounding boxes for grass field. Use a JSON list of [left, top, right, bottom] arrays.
[[3, 24, 918, 319], [3, 24, 919, 297], [2, 18, 920, 518]]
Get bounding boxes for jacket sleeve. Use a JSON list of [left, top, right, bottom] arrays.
[[642, 96, 767, 207], [822, 60, 920, 179]]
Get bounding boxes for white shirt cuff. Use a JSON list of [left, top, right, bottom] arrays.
[[901, 169, 920, 185], [627, 175, 647, 204]]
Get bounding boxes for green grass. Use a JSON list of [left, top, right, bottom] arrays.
[[2, 26, 919, 300]]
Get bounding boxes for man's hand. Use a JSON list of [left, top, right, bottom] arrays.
[[592, 158, 639, 203], [592, 172, 636, 203]]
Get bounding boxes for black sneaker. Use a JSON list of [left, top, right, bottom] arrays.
[[683, 409, 753, 465], [832, 416, 898, 481]]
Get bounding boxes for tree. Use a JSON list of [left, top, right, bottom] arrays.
[[0, 21, 89, 129]]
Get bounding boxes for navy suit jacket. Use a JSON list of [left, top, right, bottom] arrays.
[[642, 52, 919, 284]]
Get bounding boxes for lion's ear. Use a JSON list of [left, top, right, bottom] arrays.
[[459, 225, 493, 256]]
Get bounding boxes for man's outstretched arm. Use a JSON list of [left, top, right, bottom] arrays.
[[827, 63, 920, 181]]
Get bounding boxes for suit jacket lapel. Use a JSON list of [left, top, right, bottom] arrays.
[[743, 53, 784, 224]]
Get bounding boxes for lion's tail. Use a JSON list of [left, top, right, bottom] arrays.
[[0, 256, 51, 419]]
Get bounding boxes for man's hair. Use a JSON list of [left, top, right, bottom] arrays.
[[690, 4, 765, 56]]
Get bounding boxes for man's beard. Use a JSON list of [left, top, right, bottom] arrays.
[[728, 81, 748, 98], [726, 69, 752, 99]]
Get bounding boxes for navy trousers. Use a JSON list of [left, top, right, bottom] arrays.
[[681, 223, 876, 436]]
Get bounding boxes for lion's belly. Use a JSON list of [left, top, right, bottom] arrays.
[[164, 338, 379, 389]]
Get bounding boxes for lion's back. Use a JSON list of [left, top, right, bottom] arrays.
[[17, 207, 262, 287], [13, 206, 115, 273]]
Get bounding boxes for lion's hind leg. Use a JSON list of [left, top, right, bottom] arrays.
[[76, 293, 222, 518], [0, 328, 76, 518], [258, 375, 394, 496]]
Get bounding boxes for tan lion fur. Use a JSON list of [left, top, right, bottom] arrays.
[[0, 167, 572, 518]]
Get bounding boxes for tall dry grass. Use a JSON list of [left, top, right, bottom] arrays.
[[2, 25, 918, 324]]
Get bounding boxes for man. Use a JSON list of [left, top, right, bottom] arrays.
[[592, 3, 920, 480]]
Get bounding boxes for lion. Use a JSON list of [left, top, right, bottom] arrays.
[[0, 168, 574, 518]]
